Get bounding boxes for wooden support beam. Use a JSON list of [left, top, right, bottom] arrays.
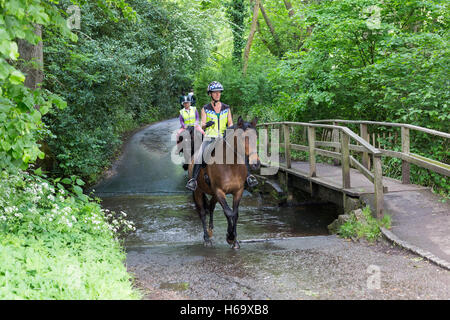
[[373, 155, 384, 218], [401, 126, 410, 184], [283, 124, 291, 169], [332, 121, 340, 166], [360, 123, 370, 169], [308, 126, 316, 177], [350, 155, 374, 183], [341, 132, 351, 189]]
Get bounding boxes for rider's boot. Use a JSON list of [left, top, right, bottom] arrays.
[[246, 173, 258, 188], [245, 162, 258, 188], [186, 163, 202, 191]]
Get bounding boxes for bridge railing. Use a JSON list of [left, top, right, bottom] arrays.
[[310, 120, 450, 183], [257, 121, 385, 218]]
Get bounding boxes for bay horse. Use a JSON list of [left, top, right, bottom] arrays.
[[187, 116, 260, 249]]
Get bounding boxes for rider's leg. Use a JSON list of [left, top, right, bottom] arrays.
[[186, 162, 202, 191], [186, 139, 211, 191], [245, 155, 258, 188]]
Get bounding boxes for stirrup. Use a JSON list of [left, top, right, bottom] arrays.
[[186, 178, 198, 191], [246, 175, 258, 188]]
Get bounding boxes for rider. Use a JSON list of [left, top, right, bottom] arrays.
[[179, 95, 199, 130], [185, 81, 258, 191]]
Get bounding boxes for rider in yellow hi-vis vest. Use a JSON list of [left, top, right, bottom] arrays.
[[179, 95, 199, 128], [204, 103, 229, 138], [185, 81, 258, 191], [177, 95, 204, 137]]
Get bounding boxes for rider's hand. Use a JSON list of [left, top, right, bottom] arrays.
[[205, 121, 214, 128]]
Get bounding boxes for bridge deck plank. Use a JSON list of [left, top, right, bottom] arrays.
[[263, 161, 428, 197]]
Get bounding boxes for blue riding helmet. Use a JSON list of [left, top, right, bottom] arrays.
[[207, 81, 224, 94]]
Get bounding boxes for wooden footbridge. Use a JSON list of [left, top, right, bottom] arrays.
[[256, 120, 450, 218]]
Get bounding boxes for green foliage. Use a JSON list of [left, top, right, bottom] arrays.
[[0, 169, 140, 299], [42, 0, 213, 182], [253, 0, 308, 57], [0, 0, 142, 300], [0, 0, 135, 171], [233, 0, 448, 192], [269, 0, 448, 123], [194, 55, 276, 119], [338, 206, 391, 242], [225, 0, 248, 64]]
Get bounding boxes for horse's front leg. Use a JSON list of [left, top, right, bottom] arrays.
[[230, 188, 244, 249], [194, 189, 213, 247], [215, 190, 236, 248]]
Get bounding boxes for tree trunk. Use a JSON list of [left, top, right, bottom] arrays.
[[17, 24, 50, 170], [259, 2, 281, 55], [17, 24, 43, 96], [283, 0, 295, 17], [243, 0, 260, 76], [256, 20, 278, 57]]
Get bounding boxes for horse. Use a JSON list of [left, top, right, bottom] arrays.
[[187, 116, 260, 249]]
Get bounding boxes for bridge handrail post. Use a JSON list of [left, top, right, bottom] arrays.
[[283, 124, 292, 169], [333, 121, 340, 166], [263, 124, 269, 164], [360, 123, 370, 169], [373, 155, 384, 218], [308, 126, 316, 177], [341, 130, 351, 189], [401, 126, 411, 184]]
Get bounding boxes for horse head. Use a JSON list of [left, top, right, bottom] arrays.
[[236, 116, 261, 171]]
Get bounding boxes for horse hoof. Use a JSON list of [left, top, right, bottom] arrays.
[[232, 241, 240, 250], [204, 240, 213, 248]]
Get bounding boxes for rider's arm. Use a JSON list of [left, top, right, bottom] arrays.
[[194, 109, 200, 127], [227, 108, 233, 127], [201, 108, 207, 129], [179, 114, 185, 129]]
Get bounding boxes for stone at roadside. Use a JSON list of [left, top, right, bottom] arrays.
[[328, 213, 351, 234], [353, 209, 364, 222]]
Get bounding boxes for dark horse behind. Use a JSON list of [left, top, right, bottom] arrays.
[[177, 117, 260, 249]]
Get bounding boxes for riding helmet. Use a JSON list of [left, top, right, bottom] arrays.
[[180, 95, 192, 106], [207, 81, 224, 94]]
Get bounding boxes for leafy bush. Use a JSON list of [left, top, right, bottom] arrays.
[[0, 169, 140, 299], [338, 206, 391, 242]]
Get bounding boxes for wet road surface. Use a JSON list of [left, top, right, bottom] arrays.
[[94, 119, 450, 300]]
